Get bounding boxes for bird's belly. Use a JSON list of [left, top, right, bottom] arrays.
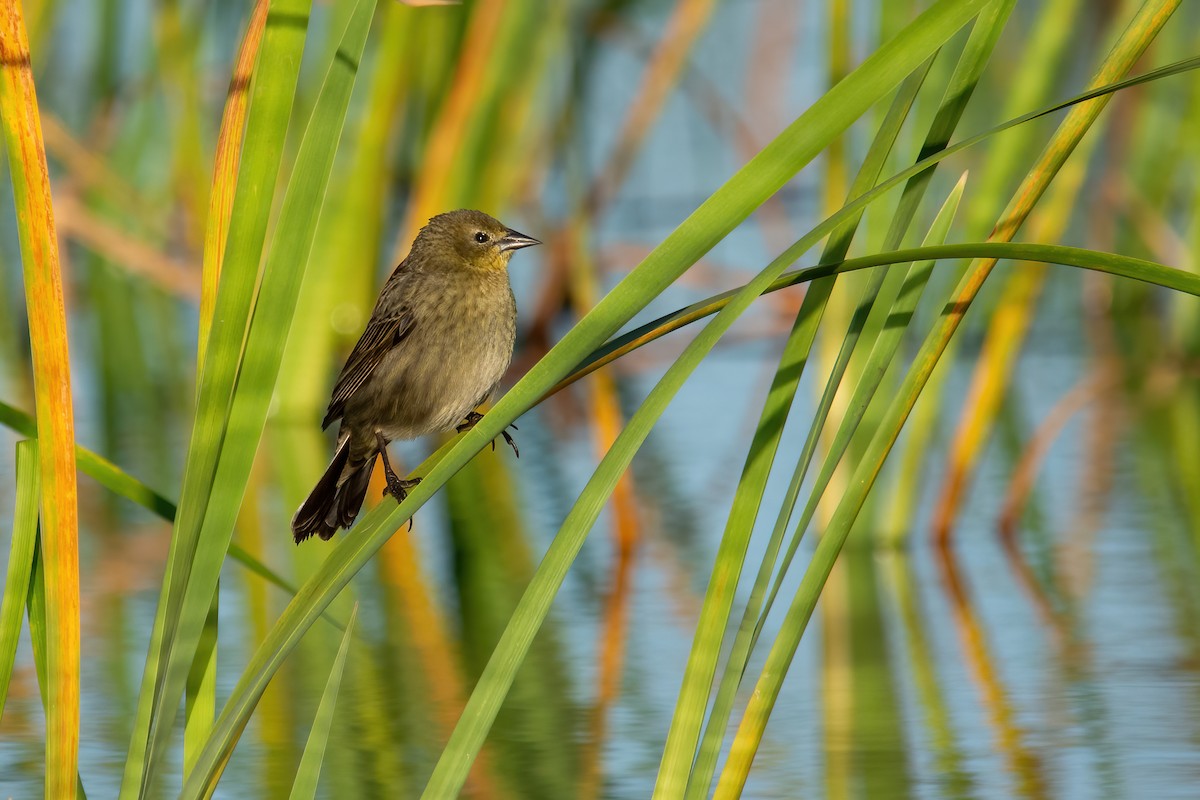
[[347, 320, 513, 441]]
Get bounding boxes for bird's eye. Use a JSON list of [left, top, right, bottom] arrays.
[[474, 231, 489, 244]]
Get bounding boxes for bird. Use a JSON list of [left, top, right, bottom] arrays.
[[291, 209, 540, 543]]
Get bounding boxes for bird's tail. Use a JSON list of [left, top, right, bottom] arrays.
[[291, 439, 377, 543]]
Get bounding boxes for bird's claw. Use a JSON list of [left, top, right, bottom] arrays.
[[382, 476, 421, 530], [456, 411, 484, 433], [458, 412, 519, 457], [382, 474, 421, 502]]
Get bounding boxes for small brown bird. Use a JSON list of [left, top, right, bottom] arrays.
[[292, 209, 540, 543]]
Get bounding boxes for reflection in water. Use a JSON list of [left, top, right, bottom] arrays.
[[882, 550, 975, 799], [936, 543, 1049, 800]]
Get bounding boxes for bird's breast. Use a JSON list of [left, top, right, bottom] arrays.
[[353, 274, 517, 440]]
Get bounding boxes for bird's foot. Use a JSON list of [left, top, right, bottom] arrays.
[[383, 474, 421, 503], [384, 475, 421, 531], [376, 431, 421, 529], [457, 411, 519, 457], [456, 411, 485, 431]]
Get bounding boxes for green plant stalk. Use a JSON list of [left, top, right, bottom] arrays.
[[160, 4, 219, 724], [877, 348, 950, 543], [785, 0, 1013, 525], [713, 2, 1182, 793], [124, 0, 314, 793], [689, 5, 1012, 782], [883, 0, 1085, 541], [680, 57, 936, 800], [757, 180, 967, 641], [197, 0, 269, 373], [688, 173, 966, 799], [0, 440, 40, 719], [140, 2, 377, 791], [182, 3, 993, 793]]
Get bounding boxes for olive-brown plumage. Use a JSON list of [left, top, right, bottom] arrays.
[[292, 209, 539, 543]]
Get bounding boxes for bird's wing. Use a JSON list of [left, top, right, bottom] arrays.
[[321, 285, 415, 430]]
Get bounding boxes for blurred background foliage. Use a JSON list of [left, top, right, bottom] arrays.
[[2, 0, 1200, 797]]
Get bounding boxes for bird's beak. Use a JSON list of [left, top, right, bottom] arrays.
[[498, 228, 541, 252]]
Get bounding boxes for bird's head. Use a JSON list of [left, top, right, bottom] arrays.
[[413, 209, 540, 273]]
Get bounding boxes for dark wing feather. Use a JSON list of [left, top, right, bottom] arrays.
[[321, 306, 415, 430]]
